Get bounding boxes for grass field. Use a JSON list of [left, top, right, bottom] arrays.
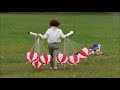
[[0, 12, 120, 78]]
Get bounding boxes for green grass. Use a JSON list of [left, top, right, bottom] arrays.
[[0, 12, 120, 78]]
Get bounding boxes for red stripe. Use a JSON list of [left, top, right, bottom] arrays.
[[30, 52, 34, 61], [67, 57, 74, 65], [35, 61, 38, 68], [44, 54, 48, 64], [39, 57, 42, 63], [80, 50, 87, 57], [61, 54, 66, 63], [73, 55, 78, 63]]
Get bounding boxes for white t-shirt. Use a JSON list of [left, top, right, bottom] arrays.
[[39, 27, 66, 43]]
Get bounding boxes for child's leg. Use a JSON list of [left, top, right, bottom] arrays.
[[49, 48, 54, 69]]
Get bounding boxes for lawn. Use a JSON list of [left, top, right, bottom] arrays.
[[0, 12, 120, 78]]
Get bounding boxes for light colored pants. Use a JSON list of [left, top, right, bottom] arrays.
[[48, 42, 60, 68]]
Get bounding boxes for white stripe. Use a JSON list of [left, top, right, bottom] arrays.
[[37, 61, 42, 67], [47, 55, 51, 62], [27, 52, 31, 61], [98, 44, 101, 51], [58, 54, 63, 62], [47, 55, 50, 62], [40, 55, 46, 63], [32, 52, 38, 61], [82, 47, 89, 55], [69, 56, 74, 64], [78, 53, 86, 59]]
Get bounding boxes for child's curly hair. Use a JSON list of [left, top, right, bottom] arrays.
[[50, 19, 60, 26]]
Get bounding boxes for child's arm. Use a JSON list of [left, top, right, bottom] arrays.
[[60, 31, 75, 38]]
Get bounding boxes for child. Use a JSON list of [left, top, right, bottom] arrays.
[[38, 19, 74, 70]]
